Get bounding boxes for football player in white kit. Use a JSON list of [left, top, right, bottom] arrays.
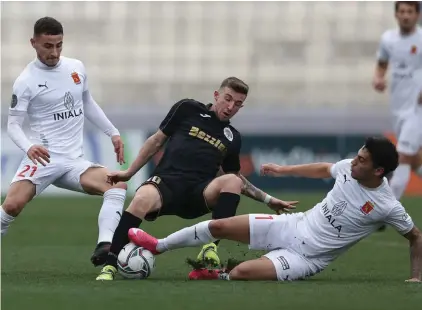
[[373, 1, 422, 200], [1, 17, 127, 267], [128, 137, 422, 282]]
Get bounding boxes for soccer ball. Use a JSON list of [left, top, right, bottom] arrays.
[[117, 242, 156, 279]]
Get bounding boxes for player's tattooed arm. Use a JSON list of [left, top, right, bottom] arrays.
[[404, 226, 422, 281], [217, 168, 267, 202], [238, 174, 267, 203]]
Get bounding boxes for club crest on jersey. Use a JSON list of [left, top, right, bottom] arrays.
[[411, 45, 417, 54], [64, 92, 75, 110], [71, 71, 81, 84], [331, 201, 347, 216], [223, 127, 233, 142], [360, 201, 374, 215]]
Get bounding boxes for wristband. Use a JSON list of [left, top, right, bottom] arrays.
[[264, 194, 272, 204]]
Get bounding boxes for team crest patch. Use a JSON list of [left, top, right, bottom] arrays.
[[10, 94, 17, 108], [223, 127, 233, 141], [360, 201, 374, 215], [331, 201, 347, 216], [71, 71, 81, 84]]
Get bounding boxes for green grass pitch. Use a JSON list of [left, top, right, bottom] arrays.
[[2, 192, 422, 310]]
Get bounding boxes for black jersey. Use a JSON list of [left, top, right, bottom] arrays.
[[154, 99, 241, 182]]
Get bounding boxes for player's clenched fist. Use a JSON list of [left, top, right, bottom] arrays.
[[27, 145, 50, 166], [260, 163, 285, 177], [372, 76, 387, 92], [107, 170, 132, 184]]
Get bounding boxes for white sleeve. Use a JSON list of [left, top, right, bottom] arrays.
[[329, 159, 353, 178], [7, 80, 33, 153], [383, 202, 414, 235], [376, 33, 390, 62], [83, 89, 120, 137]]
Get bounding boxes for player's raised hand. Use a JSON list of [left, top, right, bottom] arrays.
[[260, 163, 285, 177], [107, 170, 132, 184], [111, 135, 125, 165], [405, 278, 421, 283], [372, 76, 387, 92], [27, 145, 50, 166], [267, 197, 298, 214]]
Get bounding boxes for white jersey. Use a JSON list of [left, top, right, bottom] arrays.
[[377, 27, 422, 117], [10, 57, 88, 158], [296, 159, 414, 268]]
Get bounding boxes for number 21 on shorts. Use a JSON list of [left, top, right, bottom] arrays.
[[18, 165, 38, 178]]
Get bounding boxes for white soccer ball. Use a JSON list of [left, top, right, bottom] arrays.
[[117, 242, 156, 279]]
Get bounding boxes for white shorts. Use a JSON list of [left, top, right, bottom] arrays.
[[393, 112, 422, 155], [248, 213, 319, 281], [11, 155, 104, 196]]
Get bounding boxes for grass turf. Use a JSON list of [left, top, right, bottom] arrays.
[[1, 192, 421, 310]]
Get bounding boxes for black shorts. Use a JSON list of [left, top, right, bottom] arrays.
[[137, 174, 213, 221]]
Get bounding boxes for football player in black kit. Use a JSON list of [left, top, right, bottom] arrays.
[[96, 77, 298, 280]]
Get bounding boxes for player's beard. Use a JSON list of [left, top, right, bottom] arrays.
[[46, 58, 59, 67], [400, 22, 416, 34]]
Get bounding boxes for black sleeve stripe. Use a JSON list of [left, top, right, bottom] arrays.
[[160, 100, 184, 131]]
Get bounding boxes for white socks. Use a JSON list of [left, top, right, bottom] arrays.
[[1, 206, 15, 236], [97, 188, 126, 244], [157, 220, 215, 252], [389, 164, 411, 200]]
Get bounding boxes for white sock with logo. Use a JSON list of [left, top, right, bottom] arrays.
[[389, 164, 411, 200], [97, 188, 126, 244], [156, 220, 215, 252], [1, 206, 15, 236]]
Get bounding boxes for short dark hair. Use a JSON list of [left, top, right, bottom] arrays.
[[364, 136, 399, 178], [34, 17, 63, 37], [395, 1, 420, 13], [220, 77, 249, 96]]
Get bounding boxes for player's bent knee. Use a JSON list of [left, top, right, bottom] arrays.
[[218, 174, 243, 193], [2, 198, 27, 217], [229, 264, 253, 280], [230, 258, 278, 281], [127, 185, 161, 218], [2, 181, 36, 216], [208, 219, 229, 238]]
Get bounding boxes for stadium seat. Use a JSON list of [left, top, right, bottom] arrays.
[[0, 1, 396, 108]]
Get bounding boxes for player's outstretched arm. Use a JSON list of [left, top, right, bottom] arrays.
[[403, 226, 422, 282], [260, 163, 333, 179], [128, 130, 168, 174], [107, 130, 168, 183], [130, 130, 168, 176], [238, 174, 297, 213]]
